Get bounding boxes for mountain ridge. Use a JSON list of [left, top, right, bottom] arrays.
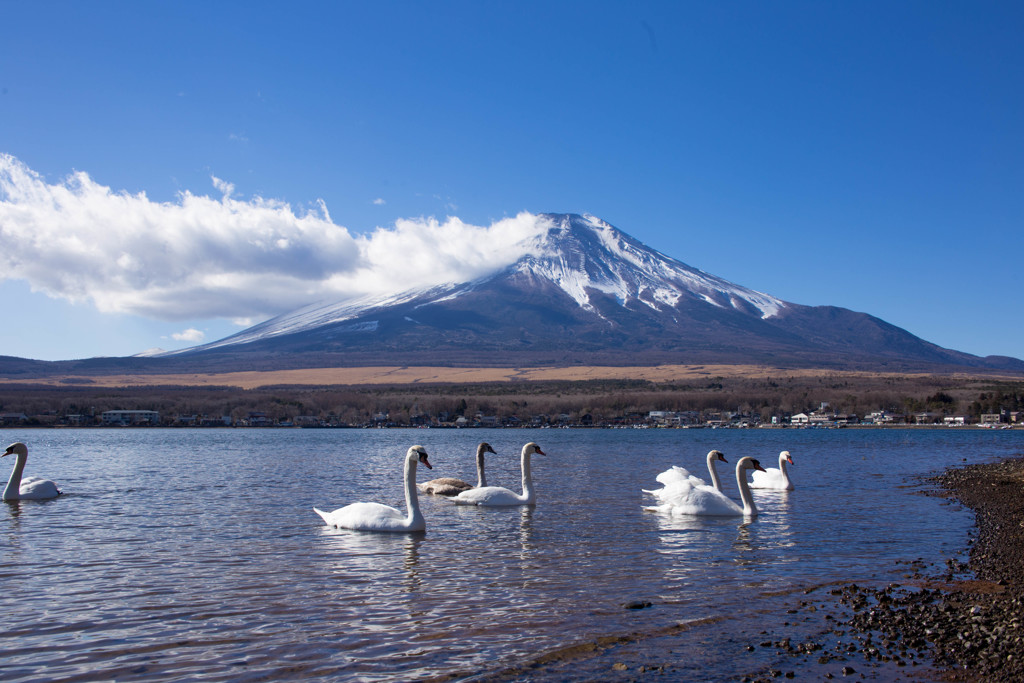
[[2, 213, 1022, 377]]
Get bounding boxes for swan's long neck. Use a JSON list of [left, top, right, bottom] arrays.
[[736, 464, 758, 517], [476, 449, 487, 488], [3, 453, 26, 501], [520, 448, 535, 503], [778, 454, 791, 484], [707, 453, 723, 492], [403, 453, 424, 528]]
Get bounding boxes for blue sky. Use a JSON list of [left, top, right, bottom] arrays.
[[1, 1, 1021, 363]]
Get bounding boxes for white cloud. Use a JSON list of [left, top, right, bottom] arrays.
[[211, 176, 234, 197], [373, 198, 386, 205], [171, 328, 205, 342], [0, 154, 548, 325]]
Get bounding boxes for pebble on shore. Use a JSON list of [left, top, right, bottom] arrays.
[[746, 457, 1024, 683]]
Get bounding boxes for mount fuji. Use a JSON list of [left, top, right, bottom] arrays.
[[148, 213, 1020, 374]]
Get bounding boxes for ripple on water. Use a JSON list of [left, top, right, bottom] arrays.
[[2, 427, 1019, 681]]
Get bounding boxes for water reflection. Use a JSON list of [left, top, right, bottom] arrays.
[[1, 427, 1013, 683], [731, 521, 758, 564], [315, 526, 425, 593], [402, 535, 423, 593], [518, 506, 534, 553], [4, 499, 24, 518], [645, 510, 749, 596]]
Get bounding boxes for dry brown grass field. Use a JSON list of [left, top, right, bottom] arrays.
[[1, 363, 1014, 390]]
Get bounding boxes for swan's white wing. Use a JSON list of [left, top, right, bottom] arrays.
[[644, 485, 744, 516], [643, 481, 694, 502], [654, 465, 705, 487], [452, 486, 525, 506], [314, 502, 408, 531], [643, 474, 744, 516], [750, 468, 792, 490], [644, 466, 704, 502], [18, 476, 61, 499]]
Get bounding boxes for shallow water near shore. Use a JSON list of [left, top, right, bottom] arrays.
[[2, 427, 1022, 681]]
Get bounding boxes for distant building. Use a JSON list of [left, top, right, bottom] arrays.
[[101, 410, 160, 426], [247, 412, 271, 426]]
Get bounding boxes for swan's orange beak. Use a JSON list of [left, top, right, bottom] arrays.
[[419, 453, 433, 469], [786, 455, 794, 465], [535, 447, 545, 455], [717, 452, 728, 463]]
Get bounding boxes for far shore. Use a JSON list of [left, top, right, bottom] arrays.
[[2, 423, 1021, 431]]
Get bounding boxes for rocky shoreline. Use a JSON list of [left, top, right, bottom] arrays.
[[465, 457, 1024, 682], [746, 457, 1024, 682]]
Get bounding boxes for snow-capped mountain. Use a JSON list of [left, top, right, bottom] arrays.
[[171, 213, 783, 354], [158, 213, 1022, 373]]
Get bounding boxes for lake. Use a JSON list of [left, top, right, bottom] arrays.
[[2, 427, 1022, 681]]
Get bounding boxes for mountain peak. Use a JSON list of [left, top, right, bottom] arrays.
[[511, 213, 784, 320], [156, 212, 1023, 374]]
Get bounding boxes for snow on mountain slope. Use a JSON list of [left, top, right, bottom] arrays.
[[132, 212, 1024, 373], [520, 214, 784, 319], [164, 285, 462, 354], [164, 213, 785, 355]]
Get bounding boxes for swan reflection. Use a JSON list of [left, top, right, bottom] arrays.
[[316, 526, 425, 592], [4, 499, 25, 518], [731, 498, 796, 569], [731, 521, 758, 563], [646, 485, 798, 582], [518, 505, 534, 554]]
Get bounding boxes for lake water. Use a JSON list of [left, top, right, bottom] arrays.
[[2, 427, 1022, 681]]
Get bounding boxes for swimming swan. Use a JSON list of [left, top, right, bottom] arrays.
[[644, 456, 766, 517], [313, 445, 432, 532], [3, 442, 61, 501], [418, 442, 496, 495], [452, 442, 544, 506], [644, 449, 729, 497], [750, 450, 794, 490]]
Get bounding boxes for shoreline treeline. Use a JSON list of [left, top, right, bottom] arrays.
[[1, 373, 1022, 427]]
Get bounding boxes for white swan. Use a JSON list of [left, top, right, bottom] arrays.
[[643, 456, 766, 517], [3, 442, 61, 501], [313, 445, 432, 532], [452, 442, 544, 506], [750, 450, 794, 490], [644, 449, 729, 497], [418, 442, 496, 495]]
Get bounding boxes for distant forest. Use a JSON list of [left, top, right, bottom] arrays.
[[2, 372, 1023, 426]]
